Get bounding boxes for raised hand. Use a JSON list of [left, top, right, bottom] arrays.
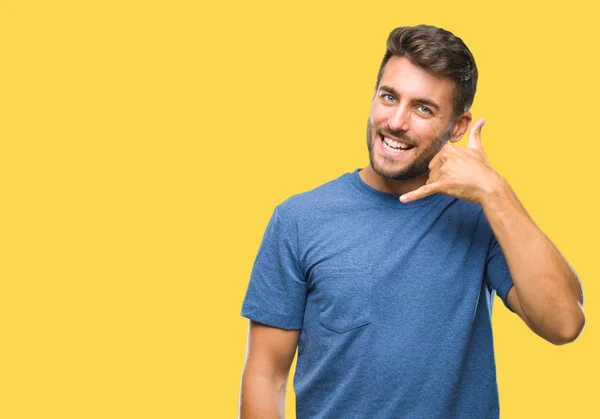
[[399, 118, 504, 205]]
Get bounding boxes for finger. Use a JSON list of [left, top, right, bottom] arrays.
[[428, 144, 453, 171], [428, 153, 442, 172], [400, 182, 441, 203], [467, 118, 486, 150], [427, 166, 441, 184]]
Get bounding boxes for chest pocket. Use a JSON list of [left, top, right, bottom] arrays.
[[313, 265, 374, 333]]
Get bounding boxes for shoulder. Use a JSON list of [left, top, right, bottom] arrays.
[[430, 194, 485, 222], [276, 172, 354, 221], [442, 197, 487, 220], [453, 199, 496, 245], [433, 197, 495, 240]]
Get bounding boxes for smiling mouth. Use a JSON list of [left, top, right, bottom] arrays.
[[380, 135, 415, 153]]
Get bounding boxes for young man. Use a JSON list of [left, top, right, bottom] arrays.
[[239, 25, 585, 418]]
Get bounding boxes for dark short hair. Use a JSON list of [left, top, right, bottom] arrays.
[[375, 25, 478, 117]]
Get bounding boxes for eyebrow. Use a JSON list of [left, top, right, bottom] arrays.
[[379, 85, 441, 112]]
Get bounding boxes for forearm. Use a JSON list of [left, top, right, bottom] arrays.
[[240, 372, 287, 419], [481, 176, 584, 343]]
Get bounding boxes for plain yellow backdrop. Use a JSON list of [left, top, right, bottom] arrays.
[[1, 0, 598, 418]]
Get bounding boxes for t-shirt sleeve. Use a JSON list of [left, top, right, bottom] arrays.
[[485, 233, 515, 313], [240, 205, 307, 330]]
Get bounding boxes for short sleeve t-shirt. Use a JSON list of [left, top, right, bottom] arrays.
[[241, 169, 515, 419]]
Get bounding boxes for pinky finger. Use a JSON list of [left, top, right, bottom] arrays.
[[400, 183, 439, 203]]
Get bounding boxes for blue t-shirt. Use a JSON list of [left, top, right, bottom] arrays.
[[241, 169, 515, 419]]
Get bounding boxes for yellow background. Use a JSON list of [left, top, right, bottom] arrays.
[[1, 0, 598, 417]]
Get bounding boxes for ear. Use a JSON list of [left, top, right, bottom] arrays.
[[448, 111, 472, 143]]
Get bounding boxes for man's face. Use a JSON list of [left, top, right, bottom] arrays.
[[367, 56, 458, 180]]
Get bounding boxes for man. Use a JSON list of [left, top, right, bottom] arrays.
[[239, 25, 585, 418]]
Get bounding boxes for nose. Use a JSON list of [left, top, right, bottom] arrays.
[[388, 105, 410, 132]]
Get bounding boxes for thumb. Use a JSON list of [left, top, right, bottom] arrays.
[[467, 118, 486, 150]]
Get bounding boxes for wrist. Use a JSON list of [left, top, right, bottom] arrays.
[[480, 172, 514, 212]]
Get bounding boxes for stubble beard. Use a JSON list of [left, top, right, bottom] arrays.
[[366, 119, 453, 181]]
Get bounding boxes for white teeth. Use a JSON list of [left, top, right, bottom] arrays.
[[383, 140, 409, 153], [383, 136, 411, 150]]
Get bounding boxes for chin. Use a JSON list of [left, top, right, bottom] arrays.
[[371, 157, 427, 181], [374, 166, 412, 181]]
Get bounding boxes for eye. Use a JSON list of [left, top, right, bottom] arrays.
[[417, 105, 432, 115], [380, 94, 397, 103]]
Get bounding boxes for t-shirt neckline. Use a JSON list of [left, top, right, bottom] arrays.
[[348, 168, 445, 209]]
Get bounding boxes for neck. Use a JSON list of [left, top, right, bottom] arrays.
[[358, 165, 429, 196]]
